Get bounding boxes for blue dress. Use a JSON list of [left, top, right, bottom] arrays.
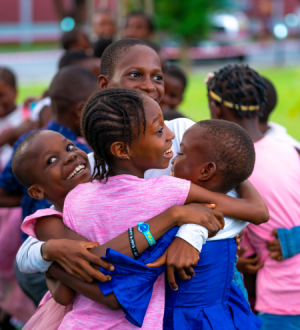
[[98, 228, 261, 329]]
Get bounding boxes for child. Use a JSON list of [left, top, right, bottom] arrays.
[[159, 65, 187, 121], [61, 28, 91, 53], [0, 66, 96, 307], [28, 88, 265, 329], [92, 9, 116, 41], [17, 38, 263, 299], [258, 76, 300, 152], [13, 129, 222, 329], [123, 11, 155, 41], [207, 64, 300, 330], [0, 67, 37, 325], [58, 50, 100, 77]]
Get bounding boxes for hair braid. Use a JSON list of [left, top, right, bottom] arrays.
[[81, 88, 147, 182], [207, 64, 268, 118]]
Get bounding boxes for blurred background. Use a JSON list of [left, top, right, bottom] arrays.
[[0, 0, 299, 139]]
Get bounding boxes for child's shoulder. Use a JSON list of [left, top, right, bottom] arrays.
[[21, 208, 62, 239]]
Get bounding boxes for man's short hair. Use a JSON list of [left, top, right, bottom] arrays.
[[58, 50, 94, 69], [0, 67, 17, 89], [100, 38, 155, 78], [12, 130, 45, 188], [126, 11, 155, 33], [49, 66, 97, 114], [195, 119, 255, 193]]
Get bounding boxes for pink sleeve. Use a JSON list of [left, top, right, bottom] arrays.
[[21, 209, 63, 239], [240, 227, 256, 257]]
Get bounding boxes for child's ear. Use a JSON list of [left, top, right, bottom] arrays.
[[98, 75, 110, 90], [28, 185, 45, 200], [198, 162, 216, 182], [110, 142, 129, 160], [74, 101, 85, 119], [208, 100, 222, 119]]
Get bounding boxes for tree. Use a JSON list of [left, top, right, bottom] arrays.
[[154, 0, 223, 44]]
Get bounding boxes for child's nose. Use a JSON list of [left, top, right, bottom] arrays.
[[140, 77, 155, 93], [65, 153, 77, 164]]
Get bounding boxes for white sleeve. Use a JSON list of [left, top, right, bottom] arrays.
[[16, 236, 52, 273], [175, 224, 208, 252]]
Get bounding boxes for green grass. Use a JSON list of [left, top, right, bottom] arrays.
[[180, 66, 300, 140], [18, 66, 300, 140]]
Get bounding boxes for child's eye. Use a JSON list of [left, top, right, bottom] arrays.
[[66, 144, 74, 151], [47, 157, 56, 165], [157, 127, 163, 135], [177, 152, 183, 156], [153, 75, 163, 81], [129, 72, 139, 78]]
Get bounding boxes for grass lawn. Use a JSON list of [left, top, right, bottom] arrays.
[[181, 66, 300, 140], [18, 66, 300, 140]]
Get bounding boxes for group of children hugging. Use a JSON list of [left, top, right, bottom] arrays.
[[0, 13, 299, 330]]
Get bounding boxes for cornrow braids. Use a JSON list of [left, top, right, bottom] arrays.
[[207, 64, 268, 118], [81, 88, 147, 182]]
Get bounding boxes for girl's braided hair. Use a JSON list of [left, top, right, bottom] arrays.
[[207, 64, 268, 118], [81, 88, 147, 182]]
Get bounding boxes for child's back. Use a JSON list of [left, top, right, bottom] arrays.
[[247, 136, 300, 314]]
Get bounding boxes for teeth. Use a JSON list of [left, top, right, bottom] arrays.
[[164, 146, 173, 154], [67, 165, 85, 180]]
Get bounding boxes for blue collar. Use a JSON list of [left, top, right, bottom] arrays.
[[47, 121, 77, 141]]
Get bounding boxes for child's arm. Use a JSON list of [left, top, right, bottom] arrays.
[[48, 263, 121, 310], [185, 180, 269, 225]]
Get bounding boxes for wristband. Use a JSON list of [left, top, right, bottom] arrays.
[[128, 227, 139, 258], [138, 222, 156, 246]]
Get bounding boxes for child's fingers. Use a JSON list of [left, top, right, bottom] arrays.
[[237, 246, 248, 257], [184, 266, 196, 277], [146, 251, 167, 268], [166, 265, 178, 291], [176, 268, 191, 281], [247, 262, 264, 274], [80, 249, 115, 271], [271, 229, 278, 237], [267, 241, 281, 252], [79, 241, 100, 250]]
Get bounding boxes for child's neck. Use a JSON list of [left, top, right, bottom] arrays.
[[108, 162, 145, 179]]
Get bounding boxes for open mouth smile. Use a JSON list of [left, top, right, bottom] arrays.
[[163, 146, 173, 159], [67, 164, 86, 180]]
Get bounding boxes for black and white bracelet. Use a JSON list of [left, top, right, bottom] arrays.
[[128, 227, 139, 258]]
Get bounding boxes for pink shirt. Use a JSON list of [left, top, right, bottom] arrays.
[[59, 175, 190, 330], [245, 136, 300, 315]]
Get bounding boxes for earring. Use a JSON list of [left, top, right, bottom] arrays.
[[126, 156, 130, 160]]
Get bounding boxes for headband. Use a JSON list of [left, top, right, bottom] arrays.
[[209, 88, 260, 111]]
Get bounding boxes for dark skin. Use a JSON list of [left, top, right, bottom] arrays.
[[159, 75, 185, 111], [42, 46, 268, 292], [93, 12, 116, 39], [123, 15, 153, 40], [27, 130, 224, 306], [0, 80, 38, 147], [98, 45, 164, 103], [207, 94, 271, 274]]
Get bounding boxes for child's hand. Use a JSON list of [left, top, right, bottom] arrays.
[[236, 247, 263, 274], [146, 237, 199, 291], [42, 239, 114, 283], [267, 229, 283, 261], [235, 230, 244, 250]]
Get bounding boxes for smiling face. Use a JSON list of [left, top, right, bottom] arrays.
[[160, 74, 184, 111], [171, 126, 221, 192], [105, 45, 164, 103], [27, 131, 91, 210], [127, 96, 175, 174], [0, 79, 17, 118]]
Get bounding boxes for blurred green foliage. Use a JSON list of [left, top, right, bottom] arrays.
[[154, 0, 223, 43]]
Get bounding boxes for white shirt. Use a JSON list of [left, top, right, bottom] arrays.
[[265, 122, 300, 150], [16, 118, 247, 273]]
